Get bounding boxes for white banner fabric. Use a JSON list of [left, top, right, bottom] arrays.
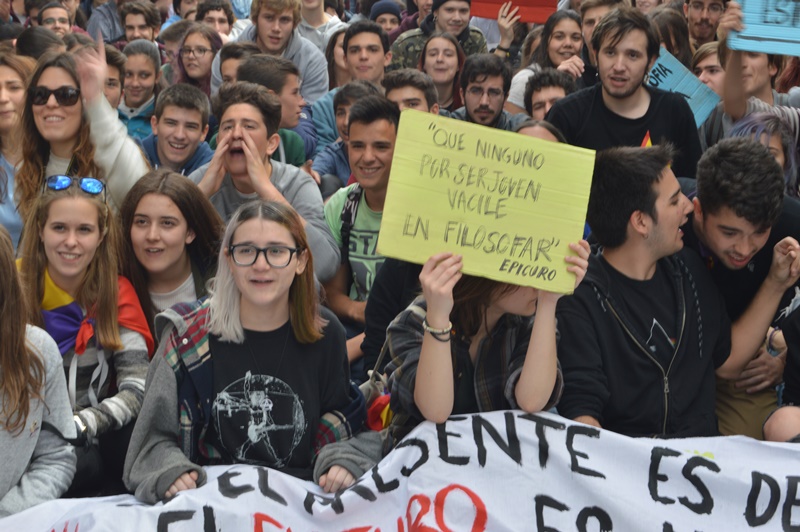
[[2, 411, 800, 531]]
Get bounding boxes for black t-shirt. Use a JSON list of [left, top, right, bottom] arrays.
[[546, 84, 702, 179], [604, 258, 678, 368], [680, 178, 800, 322], [205, 310, 350, 480]]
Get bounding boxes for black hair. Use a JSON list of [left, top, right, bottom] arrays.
[[459, 53, 511, 95], [347, 94, 400, 132], [343, 19, 390, 55], [696, 137, 785, 230], [588, 144, 675, 248], [523, 67, 576, 116]]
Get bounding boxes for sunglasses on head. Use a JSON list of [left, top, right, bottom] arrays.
[[29, 86, 81, 107], [44, 175, 106, 198]]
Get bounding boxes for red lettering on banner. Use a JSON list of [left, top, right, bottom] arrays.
[[434, 485, 488, 532], [254, 512, 292, 531], [52, 522, 79, 532]]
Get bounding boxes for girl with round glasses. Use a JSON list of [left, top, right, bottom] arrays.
[[177, 24, 222, 98], [17, 175, 153, 494], [125, 200, 354, 503], [0, 225, 76, 516], [0, 51, 35, 250], [120, 169, 223, 339], [16, 47, 150, 219]]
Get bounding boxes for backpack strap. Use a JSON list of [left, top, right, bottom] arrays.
[[340, 184, 363, 266]]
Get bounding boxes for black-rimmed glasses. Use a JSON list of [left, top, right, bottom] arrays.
[[229, 244, 303, 268]]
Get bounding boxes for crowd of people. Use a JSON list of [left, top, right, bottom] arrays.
[[1, 0, 800, 518]]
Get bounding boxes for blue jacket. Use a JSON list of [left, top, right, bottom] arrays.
[[119, 99, 155, 141], [311, 88, 338, 156], [312, 140, 350, 185], [139, 134, 214, 176]]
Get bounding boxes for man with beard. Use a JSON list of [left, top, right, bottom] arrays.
[[547, 7, 702, 178], [450, 53, 528, 131]]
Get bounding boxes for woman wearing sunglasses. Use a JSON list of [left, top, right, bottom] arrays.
[[0, 52, 35, 250], [176, 24, 222, 98], [120, 169, 223, 339], [125, 200, 353, 503], [15, 45, 150, 219], [17, 175, 153, 494], [0, 225, 76, 516]]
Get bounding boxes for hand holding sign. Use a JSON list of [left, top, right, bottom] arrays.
[[377, 110, 595, 294], [728, 0, 800, 56]]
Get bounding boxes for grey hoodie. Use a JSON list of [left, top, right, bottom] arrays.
[[210, 23, 329, 105]]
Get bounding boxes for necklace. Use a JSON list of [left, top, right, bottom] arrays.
[[243, 321, 292, 377]]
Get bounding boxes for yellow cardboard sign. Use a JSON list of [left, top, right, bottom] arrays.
[[377, 110, 596, 294]]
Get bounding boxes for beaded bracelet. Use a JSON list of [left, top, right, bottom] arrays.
[[423, 318, 452, 342]]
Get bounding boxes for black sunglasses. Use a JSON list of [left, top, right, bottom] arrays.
[[29, 86, 81, 107]]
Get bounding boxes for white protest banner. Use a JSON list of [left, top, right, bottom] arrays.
[[4, 411, 800, 531], [729, 0, 800, 57], [648, 47, 720, 128], [377, 110, 595, 295]]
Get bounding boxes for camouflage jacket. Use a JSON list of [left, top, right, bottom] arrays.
[[388, 14, 487, 71]]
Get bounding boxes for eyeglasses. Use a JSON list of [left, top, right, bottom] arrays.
[[687, 2, 724, 14], [228, 244, 302, 268], [42, 17, 69, 25], [29, 86, 81, 106], [44, 175, 106, 199], [466, 86, 504, 100], [180, 47, 212, 58]]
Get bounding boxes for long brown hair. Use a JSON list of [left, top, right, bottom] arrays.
[[18, 183, 124, 351], [418, 32, 466, 110], [119, 169, 223, 335], [16, 52, 102, 220], [0, 226, 45, 435], [450, 275, 519, 338], [0, 51, 35, 197]]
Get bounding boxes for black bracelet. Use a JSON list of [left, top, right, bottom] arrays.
[[496, 45, 510, 53]]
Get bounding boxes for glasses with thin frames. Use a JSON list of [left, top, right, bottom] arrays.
[[466, 86, 504, 100], [29, 86, 81, 106], [229, 244, 302, 268], [180, 47, 212, 58], [44, 175, 106, 200]]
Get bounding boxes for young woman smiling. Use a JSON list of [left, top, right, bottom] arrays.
[[506, 10, 584, 114], [0, 52, 34, 249], [17, 176, 153, 493], [177, 24, 222, 98], [119, 40, 162, 140], [15, 47, 150, 219], [418, 32, 465, 111], [124, 201, 354, 503], [120, 169, 223, 337]]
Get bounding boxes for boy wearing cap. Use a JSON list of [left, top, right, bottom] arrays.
[[370, 0, 400, 33], [389, 0, 486, 71]]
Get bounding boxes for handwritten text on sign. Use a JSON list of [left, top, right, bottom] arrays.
[[729, 0, 800, 57], [647, 47, 720, 128], [377, 110, 595, 294]]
